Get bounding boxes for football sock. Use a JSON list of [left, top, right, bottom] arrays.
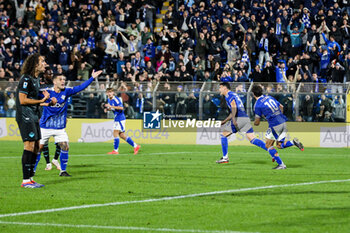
[[29, 151, 37, 178], [250, 138, 267, 151], [280, 140, 294, 149], [126, 137, 136, 148], [114, 137, 120, 151], [43, 144, 50, 164], [54, 143, 61, 160], [221, 135, 228, 158], [268, 147, 283, 165], [274, 155, 283, 165], [60, 150, 69, 171], [34, 152, 41, 172], [22, 150, 32, 180]]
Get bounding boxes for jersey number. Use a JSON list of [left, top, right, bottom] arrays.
[[264, 99, 279, 112]]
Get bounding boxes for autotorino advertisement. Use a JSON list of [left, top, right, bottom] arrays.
[[0, 118, 349, 148]]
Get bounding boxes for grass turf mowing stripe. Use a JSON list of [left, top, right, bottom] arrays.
[[0, 151, 209, 159], [1, 151, 349, 159], [1, 178, 349, 219], [0, 221, 256, 233]]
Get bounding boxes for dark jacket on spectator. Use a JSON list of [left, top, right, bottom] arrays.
[[262, 65, 276, 82], [251, 70, 264, 82], [330, 66, 345, 83]]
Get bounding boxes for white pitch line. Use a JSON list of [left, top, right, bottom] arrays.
[[0, 221, 255, 233], [0, 179, 349, 219]]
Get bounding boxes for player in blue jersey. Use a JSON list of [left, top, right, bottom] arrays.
[[39, 68, 61, 171], [34, 70, 103, 177], [216, 82, 268, 164], [252, 85, 304, 169], [105, 88, 141, 155]]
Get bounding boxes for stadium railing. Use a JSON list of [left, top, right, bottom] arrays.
[[0, 81, 349, 122]]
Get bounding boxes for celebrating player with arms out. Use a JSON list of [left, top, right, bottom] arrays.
[[105, 88, 141, 155], [34, 70, 103, 177], [217, 83, 268, 164], [252, 85, 304, 169]]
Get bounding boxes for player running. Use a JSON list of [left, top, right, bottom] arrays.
[[252, 85, 304, 169], [105, 88, 141, 155], [34, 70, 103, 177], [216, 82, 268, 164]]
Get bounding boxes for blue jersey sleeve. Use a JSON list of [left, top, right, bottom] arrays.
[[66, 77, 94, 96], [254, 101, 263, 118]]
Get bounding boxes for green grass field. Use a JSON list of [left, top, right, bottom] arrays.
[[0, 141, 349, 233]]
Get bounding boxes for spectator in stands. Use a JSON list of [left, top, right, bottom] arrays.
[[331, 95, 346, 122], [0, 0, 348, 121], [301, 95, 314, 122], [160, 82, 175, 115], [175, 85, 187, 115], [329, 62, 345, 93], [5, 90, 15, 117], [262, 61, 276, 82], [258, 32, 270, 68], [251, 65, 264, 82], [85, 93, 100, 118], [124, 102, 135, 119], [118, 31, 140, 57], [223, 37, 241, 67], [77, 62, 92, 81], [134, 92, 145, 119], [179, 65, 192, 82], [276, 61, 288, 83], [203, 94, 217, 120], [59, 46, 69, 72], [131, 52, 145, 73], [316, 94, 332, 122], [287, 21, 305, 57], [116, 52, 126, 75], [104, 34, 119, 59], [186, 92, 197, 118]]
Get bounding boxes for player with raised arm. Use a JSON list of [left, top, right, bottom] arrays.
[[105, 88, 141, 155], [34, 70, 103, 177], [252, 85, 304, 169], [216, 82, 268, 164]]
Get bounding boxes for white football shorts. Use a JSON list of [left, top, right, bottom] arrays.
[[40, 128, 69, 145], [113, 120, 126, 132], [265, 122, 287, 142]]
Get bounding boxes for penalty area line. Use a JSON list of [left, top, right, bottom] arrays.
[[0, 179, 350, 219], [0, 221, 256, 233]]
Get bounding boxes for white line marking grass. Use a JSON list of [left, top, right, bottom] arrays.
[[0, 179, 349, 219], [0, 221, 256, 233]]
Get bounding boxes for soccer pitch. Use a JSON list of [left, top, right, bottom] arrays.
[[0, 141, 349, 233]]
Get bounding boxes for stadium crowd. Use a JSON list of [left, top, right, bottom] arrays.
[[0, 0, 348, 122]]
